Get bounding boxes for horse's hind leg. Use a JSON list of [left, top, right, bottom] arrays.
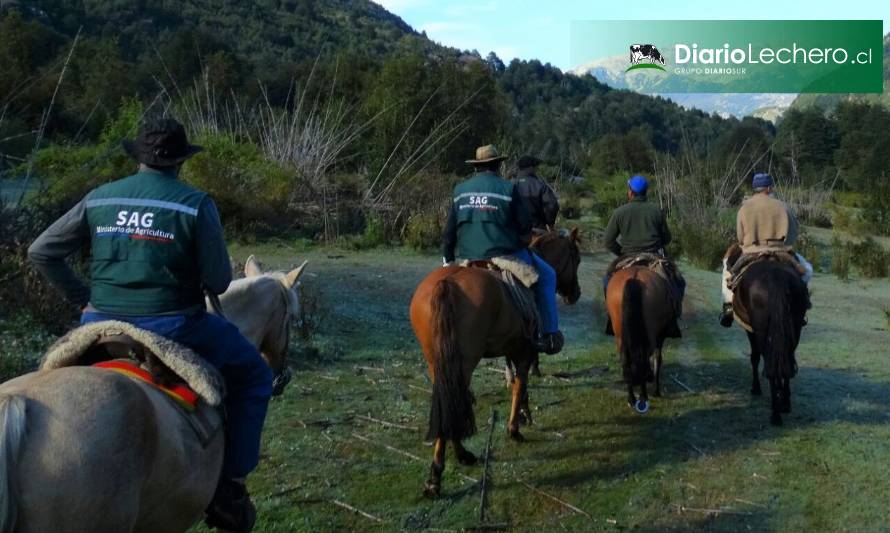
[[781, 378, 792, 413], [508, 353, 532, 442], [424, 438, 447, 497], [453, 439, 478, 466], [748, 332, 762, 396], [651, 347, 663, 397], [769, 377, 782, 426]]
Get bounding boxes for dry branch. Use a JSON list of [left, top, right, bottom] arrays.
[[356, 414, 417, 432], [331, 499, 385, 523], [670, 374, 695, 393], [520, 481, 592, 518]]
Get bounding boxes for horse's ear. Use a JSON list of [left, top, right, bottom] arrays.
[[570, 227, 580, 242], [284, 260, 308, 288], [244, 255, 264, 277]]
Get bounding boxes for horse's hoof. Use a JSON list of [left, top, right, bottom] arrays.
[[456, 450, 478, 466], [423, 482, 441, 498], [770, 415, 783, 426], [653, 390, 662, 398], [634, 400, 649, 414], [509, 429, 525, 442]]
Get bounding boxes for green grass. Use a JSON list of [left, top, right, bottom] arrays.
[[208, 243, 890, 531], [5, 239, 890, 531]]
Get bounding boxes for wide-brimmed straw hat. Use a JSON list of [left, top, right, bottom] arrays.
[[122, 117, 203, 167], [466, 144, 508, 164]]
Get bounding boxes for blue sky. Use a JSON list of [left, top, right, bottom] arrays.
[[375, 0, 890, 70]]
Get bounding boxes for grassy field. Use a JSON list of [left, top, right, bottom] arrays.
[[182, 241, 890, 532], [3, 237, 889, 531]]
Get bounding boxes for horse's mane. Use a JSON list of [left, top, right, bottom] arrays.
[[532, 230, 572, 248]]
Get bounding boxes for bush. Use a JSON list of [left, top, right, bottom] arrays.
[[850, 237, 889, 278], [560, 194, 581, 220], [795, 230, 823, 273], [591, 172, 630, 221], [830, 235, 852, 281], [669, 216, 732, 270], [403, 211, 443, 251], [182, 133, 295, 233]]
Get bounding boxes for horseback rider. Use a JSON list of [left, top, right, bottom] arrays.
[[719, 172, 813, 327], [512, 155, 559, 232], [602, 175, 685, 328], [28, 117, 269, 532], [441, 144, 564, 355]]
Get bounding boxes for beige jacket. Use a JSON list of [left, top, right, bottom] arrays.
[[736, 193, 798, 253]]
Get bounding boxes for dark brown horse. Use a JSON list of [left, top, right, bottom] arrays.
[[605, 267, 678, 413], [531, 228, 582, 305], [409, 231, 581, 497], [732, 258, 809, 425]]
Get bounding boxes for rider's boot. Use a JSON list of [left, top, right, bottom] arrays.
[[205, 478, 257, 532], [719, 303, 734, 328], [536, 331, 564, 355]]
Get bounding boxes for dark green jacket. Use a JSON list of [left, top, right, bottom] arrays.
[[442, 171, 532, 262], [28, 167, 232, 315], [603, 196, 671, 256]]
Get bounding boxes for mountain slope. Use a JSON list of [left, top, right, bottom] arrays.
[[6, 0, 419, 63]]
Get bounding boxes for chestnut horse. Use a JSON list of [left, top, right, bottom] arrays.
[[605, 267, 678, 413], [732, 258, 809, 425], [409, 230, 581, 497]]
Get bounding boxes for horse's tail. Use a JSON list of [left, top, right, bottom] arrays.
[[620, 278, 652, 386], [759, 275, 798, 380], [0, 395, 26, 533], [426, 277, 476, 441]]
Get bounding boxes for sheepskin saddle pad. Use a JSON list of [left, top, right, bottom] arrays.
[[42, 321, 225, 407]]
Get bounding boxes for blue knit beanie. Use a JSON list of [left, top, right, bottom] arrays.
[[752, 173, 774, 189]]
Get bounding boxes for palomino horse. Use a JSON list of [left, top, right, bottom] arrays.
[[605, 267, 678, 413], [729, 252, 809, 425], [410, 232, 582, 497], [0, 256, 307, 531], [211, 255, 308, 394]]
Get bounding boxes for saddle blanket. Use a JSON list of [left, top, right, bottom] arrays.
[[94, 360, 199, 411]]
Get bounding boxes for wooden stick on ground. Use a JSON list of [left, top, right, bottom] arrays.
[[479, 409, 497, 523], [350, 432, 479, 484], [356, 414, 418, 431], [670, 374, 695, 393], [520, 481, 593, 519], [673, 505, 752, 516], [331, 499, 385, 523], [407, 383, 431, 394]]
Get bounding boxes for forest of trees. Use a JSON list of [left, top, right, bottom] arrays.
[[1, 2, 889, 245]]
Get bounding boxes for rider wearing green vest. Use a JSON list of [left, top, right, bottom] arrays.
[[29, 118, 270, 532], [442, 145, 564, 354]]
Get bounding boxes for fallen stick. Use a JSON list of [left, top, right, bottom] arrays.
[[670, 374, 695, 393], [331, 499, 385, 523], [356, 414, 418, 431], [687, 442, 706, 456], [479, 409, 497, 523], [319, 374, 339, 381], [520, 481, 592, 518], [351, 432, 478, 483], [355, 365, 386, 373], [673, 505, 751, 516], [408, 383, 431, 394]]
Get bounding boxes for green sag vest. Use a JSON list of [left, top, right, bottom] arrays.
[[85, 170, 206, 315], [453, 171, 523, 260]]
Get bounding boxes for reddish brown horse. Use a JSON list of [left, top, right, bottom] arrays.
[[410, 230, 581, 497], [605, 267, 678, 413]]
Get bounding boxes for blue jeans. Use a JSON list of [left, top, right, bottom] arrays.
[[82, 311, 273, 479], [514, 249, 558, 334]]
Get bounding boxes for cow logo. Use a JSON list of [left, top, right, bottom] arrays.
[[627, 44, 667, 72]]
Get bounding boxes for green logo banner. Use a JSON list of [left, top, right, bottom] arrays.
[[570, 20, 884, 93]]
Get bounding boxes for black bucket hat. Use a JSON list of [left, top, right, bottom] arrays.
[[122, 117, 203, 167], [517, 154, 542, 169]]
